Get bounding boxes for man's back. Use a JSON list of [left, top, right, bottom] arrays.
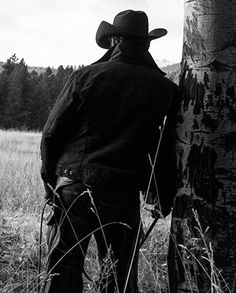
[[53, 41, 178, 189]]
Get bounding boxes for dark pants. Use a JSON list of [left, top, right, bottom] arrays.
[[42, 182, 140, 293]]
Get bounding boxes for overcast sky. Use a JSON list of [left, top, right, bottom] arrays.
[[0, 0, 184, 68]]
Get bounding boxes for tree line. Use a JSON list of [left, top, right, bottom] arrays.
[[0, 54, 180, 131], [0, 54, 83, 130]]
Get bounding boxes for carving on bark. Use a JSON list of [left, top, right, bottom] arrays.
[[168, 1, 236, 292]]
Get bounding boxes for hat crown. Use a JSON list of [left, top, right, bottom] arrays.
[[113, 10, 149, 36]]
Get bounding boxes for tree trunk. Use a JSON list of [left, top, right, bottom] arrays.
[[168, 1, 236, 292]]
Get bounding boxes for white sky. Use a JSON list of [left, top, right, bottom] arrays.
[[0, 0, 184, 68]]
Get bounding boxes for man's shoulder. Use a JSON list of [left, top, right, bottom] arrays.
[[72, 61, 180, 95], [72, 62, 110, 78], [150, 68, 179, 93], [73, 65, 92, 77]]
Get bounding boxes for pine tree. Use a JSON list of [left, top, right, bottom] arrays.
[[5, 58, 31, 128], [0, 54, 19, 127]]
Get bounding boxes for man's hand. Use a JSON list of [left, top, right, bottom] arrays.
[[43, 182, 55, 201]]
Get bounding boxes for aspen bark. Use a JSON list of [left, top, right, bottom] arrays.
[[168, 1, 236, 292]]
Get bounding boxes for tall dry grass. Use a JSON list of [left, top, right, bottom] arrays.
[[0, 129, 232, 293], [0, 129, 44, 292], [0, 129, 171, 293], [0, 129, 44, 214]]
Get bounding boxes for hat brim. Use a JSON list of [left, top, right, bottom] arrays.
[[96, 21, 167, 49]]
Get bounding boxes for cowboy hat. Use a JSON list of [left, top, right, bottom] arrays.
[[96, 9, 167, 49]]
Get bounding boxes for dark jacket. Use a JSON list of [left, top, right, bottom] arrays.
[[40, 40, 179, 214]]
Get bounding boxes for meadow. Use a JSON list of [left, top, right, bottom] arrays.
[[0, 129, 171, 293]]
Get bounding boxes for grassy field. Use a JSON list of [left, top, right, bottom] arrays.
[[0, 129, 171, 293]]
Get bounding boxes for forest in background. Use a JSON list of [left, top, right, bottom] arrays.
[[0, 54, 180, 131], [0, 55, 80, 130]]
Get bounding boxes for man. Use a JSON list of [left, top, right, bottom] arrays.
[[40, 9, 179, 293]]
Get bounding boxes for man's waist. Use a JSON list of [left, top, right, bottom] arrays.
[[56, 164, 144, 189]]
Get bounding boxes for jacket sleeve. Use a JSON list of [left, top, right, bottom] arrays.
[[40, 72, 82, 196], [155, 84, 180, 217]]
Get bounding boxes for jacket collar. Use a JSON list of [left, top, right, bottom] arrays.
[[93, 40, 166, 76]]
